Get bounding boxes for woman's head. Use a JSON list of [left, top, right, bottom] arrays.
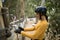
[[35, 6, 48, 21]]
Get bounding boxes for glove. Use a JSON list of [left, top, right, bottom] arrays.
[[14, 28, 22, 34], [18, 27, 24, 31], [14, 27, 24, 34]]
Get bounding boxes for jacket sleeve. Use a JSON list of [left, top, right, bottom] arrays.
[[21, 21, 48, 39], [24, 21, 40, 31], [21, 31, 35, 39]]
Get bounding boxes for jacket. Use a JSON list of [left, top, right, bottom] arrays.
[[21, 20, 48, 40]]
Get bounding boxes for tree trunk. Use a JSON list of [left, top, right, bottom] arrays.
[[0, 0, 7, 40], [1, 7, 10, 28], [20, 0, 25, 18], [20, 0, 25, 40]]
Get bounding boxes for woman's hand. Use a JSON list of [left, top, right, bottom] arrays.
[[14, 27, 24, 34], [14, 29, 21, 34], [18, 27, 24, 31]]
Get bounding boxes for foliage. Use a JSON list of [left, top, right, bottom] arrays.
[[3, 0, 17, 15], [25, 0, 41, 17], [45, 0, 60, 39]]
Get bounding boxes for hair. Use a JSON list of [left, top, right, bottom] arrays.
[[35, 7, 48, 21], [38, 13, 48, 21]]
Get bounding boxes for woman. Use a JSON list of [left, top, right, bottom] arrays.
[[15, 7, 48, 40]]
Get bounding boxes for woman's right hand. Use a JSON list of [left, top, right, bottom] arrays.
[[14, 29, 21, 34], [14, 27, 24, 34]]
